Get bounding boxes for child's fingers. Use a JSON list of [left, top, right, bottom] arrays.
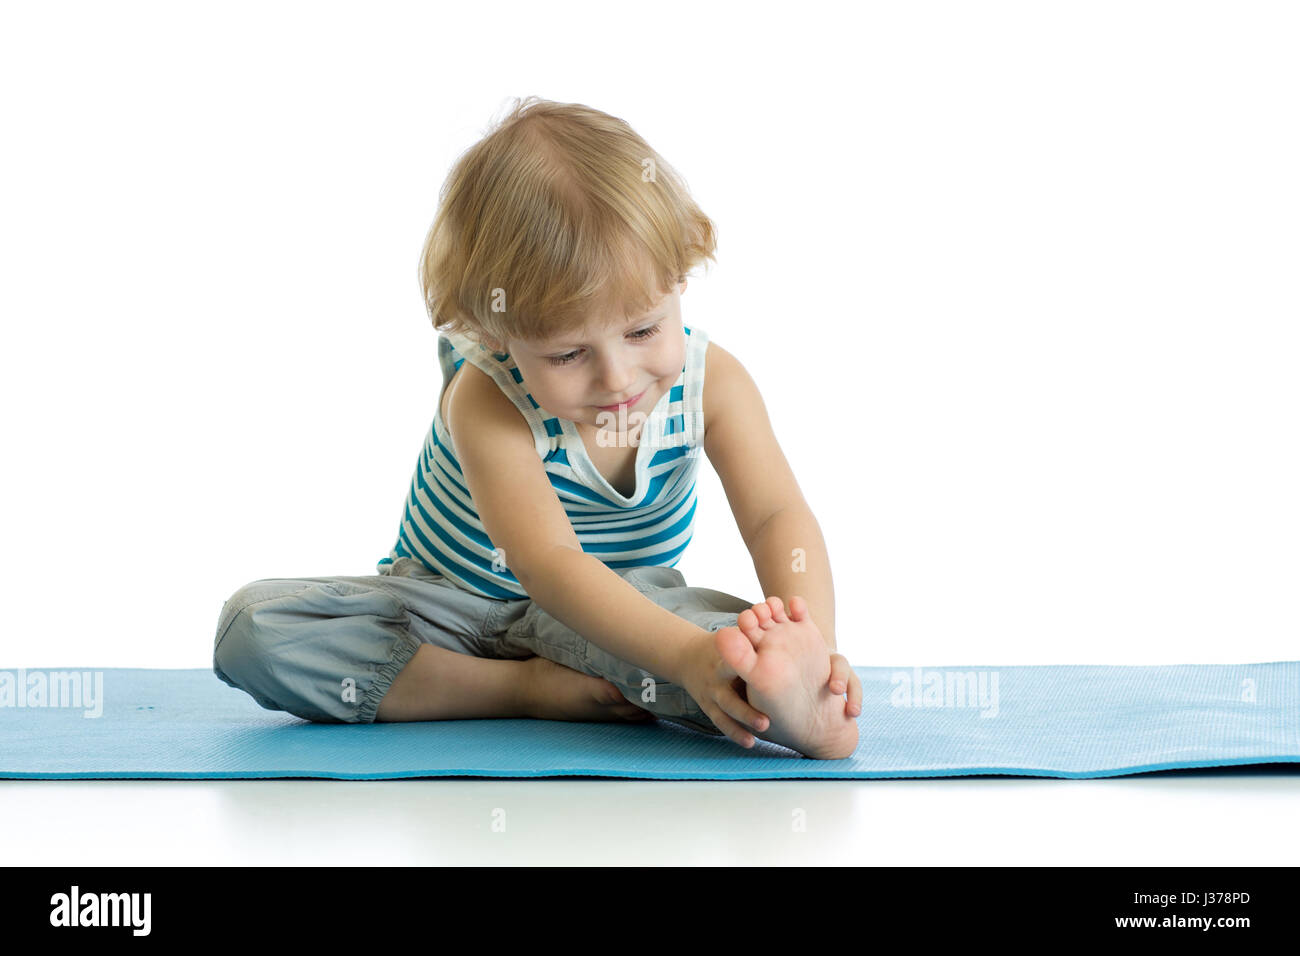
[[716, 686, 770, 735], [828, 653, 851, 694], [704, 702, 758, 748], [847, 668, 863, 717], [828, 654, 863, 717]]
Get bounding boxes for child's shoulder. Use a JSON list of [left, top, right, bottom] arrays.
[[700, 338, 756, 442], [440, 355, 529, 445]]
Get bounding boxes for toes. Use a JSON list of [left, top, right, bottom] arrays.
[[736, 607, 763, 640], [750, 601, 774, 627], [597, 679, 626, 705], [787, 595, 808, 621], [765, 595, 788, 622]]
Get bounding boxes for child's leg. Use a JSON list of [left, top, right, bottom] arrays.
[[212, 558, 525, 723], [491, 565, 755, 737], [371, 645, 535, 722]]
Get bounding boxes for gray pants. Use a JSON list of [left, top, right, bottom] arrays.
[[212, 557, 755, 736]]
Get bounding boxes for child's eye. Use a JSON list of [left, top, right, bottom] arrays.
[[546, 323, 661, 366]]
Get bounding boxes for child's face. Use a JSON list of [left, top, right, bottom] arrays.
[[503, 279, 688, 431]]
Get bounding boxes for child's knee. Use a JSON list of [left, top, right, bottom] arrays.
[[212, 580, 320, 714], [212, 578, 416, 724], [213, 581, 311, 670]]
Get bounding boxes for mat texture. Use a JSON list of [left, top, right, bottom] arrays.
[[1, 663, 1297, 779]]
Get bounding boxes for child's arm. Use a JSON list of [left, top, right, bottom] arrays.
[[449, 361, 770, 745], [700, 342, 863, 714], [521, 545, 774, 743]]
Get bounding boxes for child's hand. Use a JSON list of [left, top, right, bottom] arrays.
[[673, 631, 771, 748], [828, 653, 862, 718]]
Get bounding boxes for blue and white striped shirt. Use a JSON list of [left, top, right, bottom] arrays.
[[377, 325, 709, 599]]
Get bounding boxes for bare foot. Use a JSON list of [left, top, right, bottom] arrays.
[[517, 656, 657, 724], [714, 596, 859, 759]]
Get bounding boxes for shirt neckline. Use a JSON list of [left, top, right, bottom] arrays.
[[557, 381, 676, 505]]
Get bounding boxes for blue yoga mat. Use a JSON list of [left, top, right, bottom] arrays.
[[2, 663, 1297, 779]]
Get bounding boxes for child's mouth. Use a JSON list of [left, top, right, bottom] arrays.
[[595, 390, 644, 412]]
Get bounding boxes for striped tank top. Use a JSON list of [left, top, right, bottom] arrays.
[[376, 324, 710, 599]]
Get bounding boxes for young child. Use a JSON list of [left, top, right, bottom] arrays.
[[212, 97, 863, 759]]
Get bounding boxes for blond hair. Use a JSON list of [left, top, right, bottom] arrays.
[[418, 97, 717, 351]]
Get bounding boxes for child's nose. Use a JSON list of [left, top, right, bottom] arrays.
[[595, 356, 635, 393]]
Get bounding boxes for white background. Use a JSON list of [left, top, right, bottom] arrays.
[[1, 1, 1297, 867], [2, 0, 1296, 671]]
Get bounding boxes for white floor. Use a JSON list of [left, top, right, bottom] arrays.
[[4, 767, 1297, 866]]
